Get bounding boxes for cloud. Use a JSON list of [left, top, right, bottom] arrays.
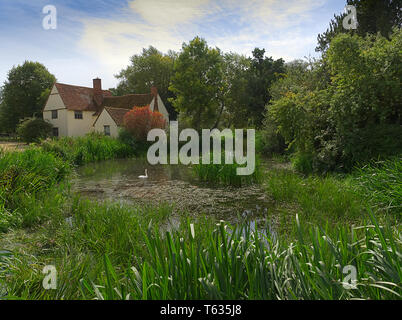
[[76, 0, 330, 85], [128, 0, 212, 27]]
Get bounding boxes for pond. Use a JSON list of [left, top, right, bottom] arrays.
[[72, 158, 278, 230]]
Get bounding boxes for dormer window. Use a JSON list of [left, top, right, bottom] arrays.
[[75, 111, 83, 119], [51, 110, 58, 119]]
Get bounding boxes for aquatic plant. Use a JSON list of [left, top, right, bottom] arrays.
[[194, 152, 262, 187]]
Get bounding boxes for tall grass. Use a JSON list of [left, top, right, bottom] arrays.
[[0, 133, 135, 231], [354, 157, 402, 217], [194, 152, 262, 187], [82, 213, 401, 300], [0, 148, 71, 231], [265, 168, 364, 223], [1, 189, 400, 300], [0, 195, 175, 300], [40, 133, 135, 166]]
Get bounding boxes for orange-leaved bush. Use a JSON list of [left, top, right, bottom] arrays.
[[123, 105, 166, 142]]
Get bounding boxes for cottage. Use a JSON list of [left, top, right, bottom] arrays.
[[43, 78, 169, 137]]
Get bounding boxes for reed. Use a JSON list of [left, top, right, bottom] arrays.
[[194, 153, 262, 187], [354, 157, 402, 216], [40, 132, 135, 166], [82, 212, 401, 300]]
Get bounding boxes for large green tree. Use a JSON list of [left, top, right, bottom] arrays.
[[169, 37, 224, 131], [114, 46, 177, 119], [246, 48, 285, 127], [317, 0, 402, 52], [0, 61, 56, 133], [220, 53, 251, 128], [269, 29, 402, 172]]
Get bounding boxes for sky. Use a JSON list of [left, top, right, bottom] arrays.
[[0, 0, 346, 89]]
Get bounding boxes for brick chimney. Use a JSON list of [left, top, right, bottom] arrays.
[[151, 86, 159, 112], [93, 78, 103, 107]]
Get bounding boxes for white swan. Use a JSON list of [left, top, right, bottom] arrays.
[[138, 169, 148, 179]]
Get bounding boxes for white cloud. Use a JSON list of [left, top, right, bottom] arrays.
[[128, 0, 212, 27], [78, 0, 330, 85]]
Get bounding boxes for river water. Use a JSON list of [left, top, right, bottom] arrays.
[[72, 158, 279, 232]]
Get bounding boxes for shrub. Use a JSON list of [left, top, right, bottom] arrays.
[[123, 106, 166, 143], [16, 118, 53, 143], [267, 30, 402, 172]]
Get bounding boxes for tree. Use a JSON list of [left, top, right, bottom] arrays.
[[16, 117, 53, 143], [123, 106, 166, 142], [316, 0, 402, 52], [114, 46, 177, 119], [0, 61, 56, 133], [220, 53, 251, 128], [169, 37, 224, 131], [269, 29, 402, 172], [245, 48, 285, 127]]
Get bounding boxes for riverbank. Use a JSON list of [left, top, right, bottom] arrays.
[[0, 136, 401, 299]]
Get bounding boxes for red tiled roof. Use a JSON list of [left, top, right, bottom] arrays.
[[101, 94, 154, 110], [103, 107, 131, 126], [55, 83, 112, 112]]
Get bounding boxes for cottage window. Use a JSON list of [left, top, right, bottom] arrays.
[[75, 111, 83, 119], [104, 125, 111, 136], [52, 127, 59, 137], [51, 110, 58, 119]]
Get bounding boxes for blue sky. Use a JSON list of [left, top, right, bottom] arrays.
[[0, 0, 346, 89]]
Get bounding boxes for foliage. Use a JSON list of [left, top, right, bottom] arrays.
[[0, 143, 400, 299], [354, 157, 402, 216], [16, 118, 53, 143], [265, 168, 364, 224], [117, 127, 137, 150], [219, 53, 251, 128], [268, 30, 402, 172], [0, 134, 135, 231], [194, 152, 261, 187], [87, 215, 398, 300], [40, 132, 135, 166], [245, 48, 285, 127], [114, 46, 177, 119], [316, 0, 402, 52], [123, 106, 166, 143], [0, 148, 70, 230], [169, 37, 224, 131], [0, 61, 56, 133], [4, 211, 399, 300]]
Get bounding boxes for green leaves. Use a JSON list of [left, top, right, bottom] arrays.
[[85, 216, 401, 300], [169, 37, 224, 131], [0, 61, 56, 133], [268, 29, 402, 172]]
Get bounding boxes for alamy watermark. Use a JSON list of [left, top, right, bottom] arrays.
[[42, 265, 57, 290], [342, 265, 357, 290], [146, 121, 256, 176], [42, 5, 57, 30], [343, 5, 358, 30]]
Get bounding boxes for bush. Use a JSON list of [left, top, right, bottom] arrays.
[[16, 118, 53, 143], [123, 106, 166, 143], [256, 123, 287, 156], [267, 30, 402, 172]]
